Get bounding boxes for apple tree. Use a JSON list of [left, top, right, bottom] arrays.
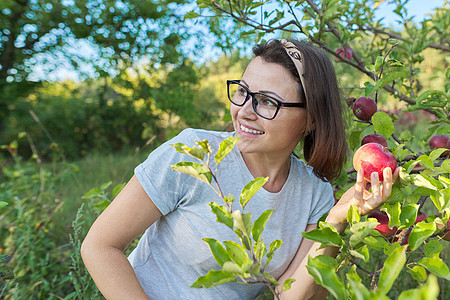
[[183, 0, 450, 298]]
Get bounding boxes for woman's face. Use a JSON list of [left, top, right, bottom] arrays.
[[230, 56, 308, 157]]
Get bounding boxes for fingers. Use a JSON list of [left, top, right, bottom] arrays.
[[367, 172, 381, 209], [381, 167, 393, 201], [354, 169, 365, 201]]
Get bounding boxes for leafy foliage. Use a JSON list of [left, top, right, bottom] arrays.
[[171, 137, 293, 298]]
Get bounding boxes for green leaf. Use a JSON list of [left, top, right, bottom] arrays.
[[263, 272, 278, 285], [191, 270, 236, 288], [222, 261, 243, 274], [407, 265, 428, 282], [416, 155, 434, 170], [232, 211, 253, 243], [347, 266, 371, 300], [171, 142, 205, 160], [223, 241, 252, 267], [349, 221, 379, 247], [424, 240, 443, 258], [208, 202, 233, 229], [171, 161, 212, 184], [195, 140, 211, 154], [266, 240, 282, 265], [418, 256, 450, 278], [377, 245, 407, 294], [112, 183, 126, 197], [302, 223, 344, 247], [254, 240, 267, 261], [82, 188, 102, 199], [349, 129, 363, 150], [184, 10, 200, 20], [349, 245, 369, 262], [93, 199, 110, 210], [431, 188, 450, 211], [306, 255, 347, 300], [239, 177, 268, 209], [246, 262, 262, 276], [0, 202, 8, 209], [411, 174, 439, 190], [372, 111, 394, 138], [283, 278, 296, 292], [375, 71, 407, 91], [363, 235, 389, 250], [215, 137, 239, 166], [374, 56, 383, 73], [409, 221, 437, 251], [347, 204, 360, 224], [364, 82, 376, 97], [417, 90, 447, 104], [398, 204, 419, 230], [203, 238, 231, 267], [441, 159, 450, 173], [252, 210, 274, 242], [382, 202, 401, 228], [398, 275, 440, 300], [429, 148, 448, 161], [223, 194, 235, 204], [100, 181, 112, 191]]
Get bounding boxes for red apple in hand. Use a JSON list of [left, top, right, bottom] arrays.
[[336, 47, 353, 61], [353, 97, 377, 121], [368, 210, 397, 237], [353, 143, 397, 182], [361, 134, 388, 147]]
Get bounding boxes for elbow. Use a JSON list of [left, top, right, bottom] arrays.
[[80, 236, 91, 263]]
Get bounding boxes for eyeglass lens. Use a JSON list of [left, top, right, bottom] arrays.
[[227, 82, 280, 119]]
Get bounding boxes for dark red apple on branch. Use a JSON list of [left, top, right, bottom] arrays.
[[353, 96, 377, 121], [361, 134, 388, 147], [336, 47, 353, 61], [353, 143, 397, 182], [368, 210, 397, 237], [429, 135, 449, 150]]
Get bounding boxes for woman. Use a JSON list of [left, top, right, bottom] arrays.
[[81, 39, 400, 299]]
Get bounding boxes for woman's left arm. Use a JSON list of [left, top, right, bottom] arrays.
[[278, 167, 400, 300]]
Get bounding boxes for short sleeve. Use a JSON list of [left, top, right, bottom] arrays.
[[307, 182, 334, 224], [134, 129, 198, 215]]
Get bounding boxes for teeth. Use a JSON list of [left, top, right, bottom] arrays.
[[240, 125, 264, 135]]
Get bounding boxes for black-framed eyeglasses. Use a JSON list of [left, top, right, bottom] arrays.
[[227, 80, 305, 120]]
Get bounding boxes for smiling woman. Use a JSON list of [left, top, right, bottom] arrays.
[[81, 39, 400, 300]]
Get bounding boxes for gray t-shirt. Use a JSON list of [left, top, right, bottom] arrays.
[[129, 128, 334, 299]]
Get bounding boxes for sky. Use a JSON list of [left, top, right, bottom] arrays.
[[28, 0, 446, 82], [375, 0, 445, 27]]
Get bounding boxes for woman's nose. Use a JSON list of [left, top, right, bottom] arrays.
[[238, 97, 258, 119]]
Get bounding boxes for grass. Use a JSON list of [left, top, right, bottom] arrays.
[[49, 146, 154, 245]]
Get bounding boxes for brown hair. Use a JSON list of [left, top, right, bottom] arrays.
[[253, 39, 348, 182]]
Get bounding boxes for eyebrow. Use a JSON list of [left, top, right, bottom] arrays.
[[240, 79, 286, 101]]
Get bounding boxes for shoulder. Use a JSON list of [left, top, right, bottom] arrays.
[[175, 128, 234, 148], [290, 156, 332, 189], [178, 128, 233, 141]]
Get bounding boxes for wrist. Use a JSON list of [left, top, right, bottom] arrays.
[[325, 210, 348, 233]]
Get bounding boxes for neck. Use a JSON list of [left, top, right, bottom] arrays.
[[240, 152, 292, 193]]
